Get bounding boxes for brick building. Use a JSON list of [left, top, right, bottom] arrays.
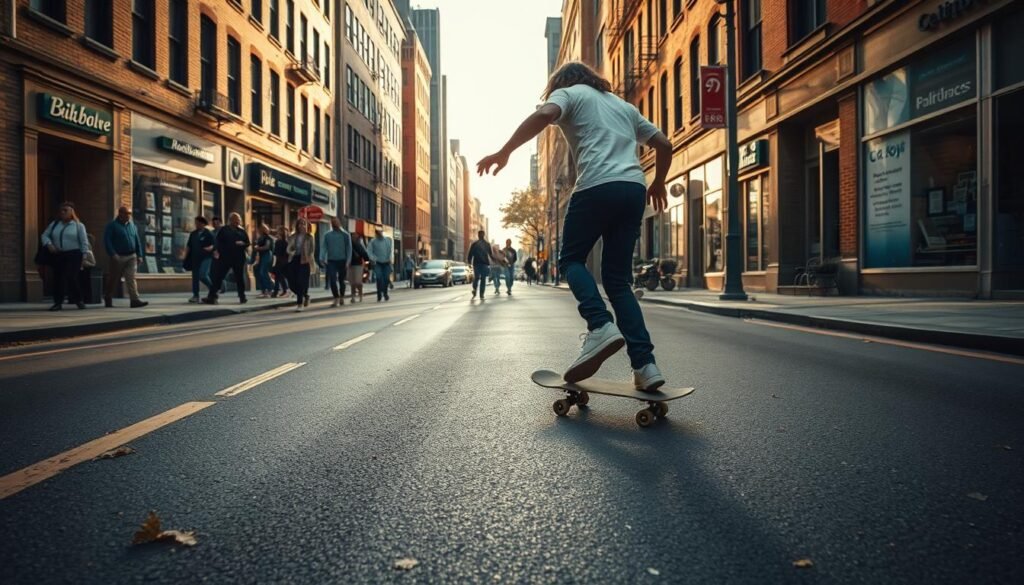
[[400, 19, 431, 262], [338, 0, 404, 264], [598, 0, 1024, 297], [0, 0, 340, 302]]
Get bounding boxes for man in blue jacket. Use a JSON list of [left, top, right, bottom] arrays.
[[319, 217, 352, 307], [466, 230, 491, 300], [103, 206, 148, 308]]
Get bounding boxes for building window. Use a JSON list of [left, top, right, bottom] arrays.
[[85, 0, 112, 48], [300, 13, 308, 63], [658, 0, 667, 37], [251, 55, 263, 126], [659, 73, 669, 136], [252, 0, 262, 24], [200, 16, 216, 100], [287, 84, 296, 144], [30, 0, 65, 22], [324, 44, 331, 88], [313, 28, 320, 75], [708, 15, 721, 65], [168, 0, 187, 85], [791, 0, 826, 42], [270, 70, 281, 136], [227, 36, 241, 115], [743, 0, 763, 79], [673, 58, 683, 131], [745, 174, 770, 271], [324, 114, 331, 162], [647, 87, 655, 126], [132, 0, 156, 68], [689, 37, 700, 118], [286, 0, 295, 54], [133, 165, 200, 274], [313, 105, 321, 158], [673, 0, 681, 18], [301, 95, 309, 152], [269, 0, 279, 39]]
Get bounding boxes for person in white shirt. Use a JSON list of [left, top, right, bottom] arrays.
[[367, 227, 394, 302], [40, 202, 91, 311], [477, 61, 672, 391]]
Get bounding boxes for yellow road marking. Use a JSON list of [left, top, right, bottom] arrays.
[[393, 315, 421, 327], [747, 319, 1024, 366], [215, 363, 306, 397], [333, 332, 375, 351], [0, 401, 215, 500]]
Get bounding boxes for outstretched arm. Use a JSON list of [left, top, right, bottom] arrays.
[[477, 103, 561, 176], [646, 131, 673, 212]]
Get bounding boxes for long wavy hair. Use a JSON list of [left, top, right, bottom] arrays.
[[542, 61, 612, 100]]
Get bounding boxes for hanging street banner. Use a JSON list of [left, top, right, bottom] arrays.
[[700, 66, 727, 129]]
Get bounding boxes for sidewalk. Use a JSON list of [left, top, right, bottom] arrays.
[[542, 283, 1024, 356], [0, 280, 413, 345]]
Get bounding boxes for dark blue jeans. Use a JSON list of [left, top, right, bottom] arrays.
[[558, 181, 655, 369], [472, 264, 489, 296]]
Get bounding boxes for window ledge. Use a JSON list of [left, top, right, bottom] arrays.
[[249, 16, 265, 31], [285, 142, 298, 151], [671, 12, 685, 33], [737, 69, 768, 94], [25, 9, 74, 37], [783, 24, 830, 63], [269, 35, 282, 49], [165, 79, 192, 97], [248, 122, 266, 134], [227, 0, 244, 15], [268, 132, 283, 143], [81, 36, 119, 61], [128, 60, 161, 80]]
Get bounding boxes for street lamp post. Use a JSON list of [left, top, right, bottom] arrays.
[[554, 177, 565, 286], [717, 0, 748, 301]]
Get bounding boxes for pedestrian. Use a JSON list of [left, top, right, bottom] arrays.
[[488, 243, 507, 296], [202, 212, 250, 305], [466, 230, 491, 300], [41, 202, 90, 311], [272, 226, 290, 297], [102, 205, 148, 309], [286, 218, 316, 311], [252, 223, 275, 298], [539, 258, 549, 283], [183, 216, 215, 303], [503, 239, 518, 295], [524, 257, 537, 285], [476, 61, 671, 390], [367, 227, 394, 302], [348, 233, 369, 303], [404, 254, 417, 288], [211, 216, 230, 294], [320, 217, 352, 308]]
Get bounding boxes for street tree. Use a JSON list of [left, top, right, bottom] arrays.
[[500, 187, 546, 251]]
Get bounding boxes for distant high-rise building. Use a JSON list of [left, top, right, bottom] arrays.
[[402, 19, 432, 262], [545, 17, 562, 75], [530, 154, 539, 190]]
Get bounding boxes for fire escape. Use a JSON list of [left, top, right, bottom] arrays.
[[610, 0, 659, 98]]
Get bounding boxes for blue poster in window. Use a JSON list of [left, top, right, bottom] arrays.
[[865, 132, 912, 268]]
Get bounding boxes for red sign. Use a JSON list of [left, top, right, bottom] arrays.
[[700, 66, 727, 129], [299, 205, 324, 222]]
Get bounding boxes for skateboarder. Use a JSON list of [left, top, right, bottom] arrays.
[[477, 61, 672, 391]]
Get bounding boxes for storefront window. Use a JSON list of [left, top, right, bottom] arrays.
[[994, 8, 1024, 90], [745, 178, 760, 271], [133, 164, 200, 274], [703, 157, 724, 273], [864, 108, 977, 268]]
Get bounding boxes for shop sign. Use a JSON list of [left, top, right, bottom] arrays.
[[37, 93, 112, 136], [864, 132, 912, 268], [918, 0, 983, 31], [909, 38, 976, 118], [311, 187, 331, 205], [739, 140, 768, 171], [299, 205, 324, 222], [699, 66, 727, 129], [157, 136, 215, 164], [248, 163, 311, 204], [225, 149, 245, 188]]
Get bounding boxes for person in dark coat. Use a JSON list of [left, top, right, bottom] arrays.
[[202, 212, 249, 305], [183, 216, 215, 303]]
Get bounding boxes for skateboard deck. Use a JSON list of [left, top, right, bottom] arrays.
[[530, 369, 695, 427]]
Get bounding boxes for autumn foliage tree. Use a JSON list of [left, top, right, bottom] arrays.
[[500, 187, 547, 251]]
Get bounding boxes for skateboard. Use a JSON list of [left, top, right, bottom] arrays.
[[530, 369, 695, 428]]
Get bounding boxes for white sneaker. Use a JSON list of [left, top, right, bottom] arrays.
[[633, 363, 666, 392], [296, 305, 304, 313], [563, 322, 625, 383], [331, 298, 339, 308]]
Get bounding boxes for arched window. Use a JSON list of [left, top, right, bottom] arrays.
[[659, 73, 669, 135], [673, 57, 683, 131], [689, 37, 700, 118], [708, 15, 721, 65], [659, 0, 668, 37]]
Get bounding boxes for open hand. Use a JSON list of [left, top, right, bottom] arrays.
[[647, 181, 668, 212], [476, 150, 510, 177]]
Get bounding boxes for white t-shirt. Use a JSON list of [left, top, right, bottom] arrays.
[[545, 84, 660, 193]]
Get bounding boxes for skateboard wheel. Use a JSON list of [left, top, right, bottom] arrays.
[[635, 409, 655, 427], [655, 402, 668, 417], [553, 399, 571, 417], [577, 391, 590, 407]]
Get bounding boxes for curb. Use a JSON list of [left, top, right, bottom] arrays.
[[0, 295, 336, 345], [541, 283, 1024, 357]]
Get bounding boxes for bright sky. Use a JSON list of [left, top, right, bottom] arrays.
[[409, 0, 563, 249]]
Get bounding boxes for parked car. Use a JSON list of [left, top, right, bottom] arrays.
[[415, 260, 453, 288], [450, 262, 471, 284]]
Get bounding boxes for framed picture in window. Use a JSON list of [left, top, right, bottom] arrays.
[[927, 188, 945, 216]]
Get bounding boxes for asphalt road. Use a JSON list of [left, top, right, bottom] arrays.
[[0, 283, 1021, 584]]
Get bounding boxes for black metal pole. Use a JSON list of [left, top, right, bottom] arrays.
[[719, 0, 748, 301], [554, 187, 561, 285]]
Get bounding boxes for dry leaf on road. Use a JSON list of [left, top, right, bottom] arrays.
[[394, 558, 419, 571], [95, 446, 135, 460], [131, 511, 197, 547], [966, 492, 989, 501], [792, 559, 814, 568], [647, 567, 661, 576]]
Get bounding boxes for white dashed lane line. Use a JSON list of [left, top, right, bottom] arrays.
[[332, 332, 376, 351], [215, 362, 307, 397]]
